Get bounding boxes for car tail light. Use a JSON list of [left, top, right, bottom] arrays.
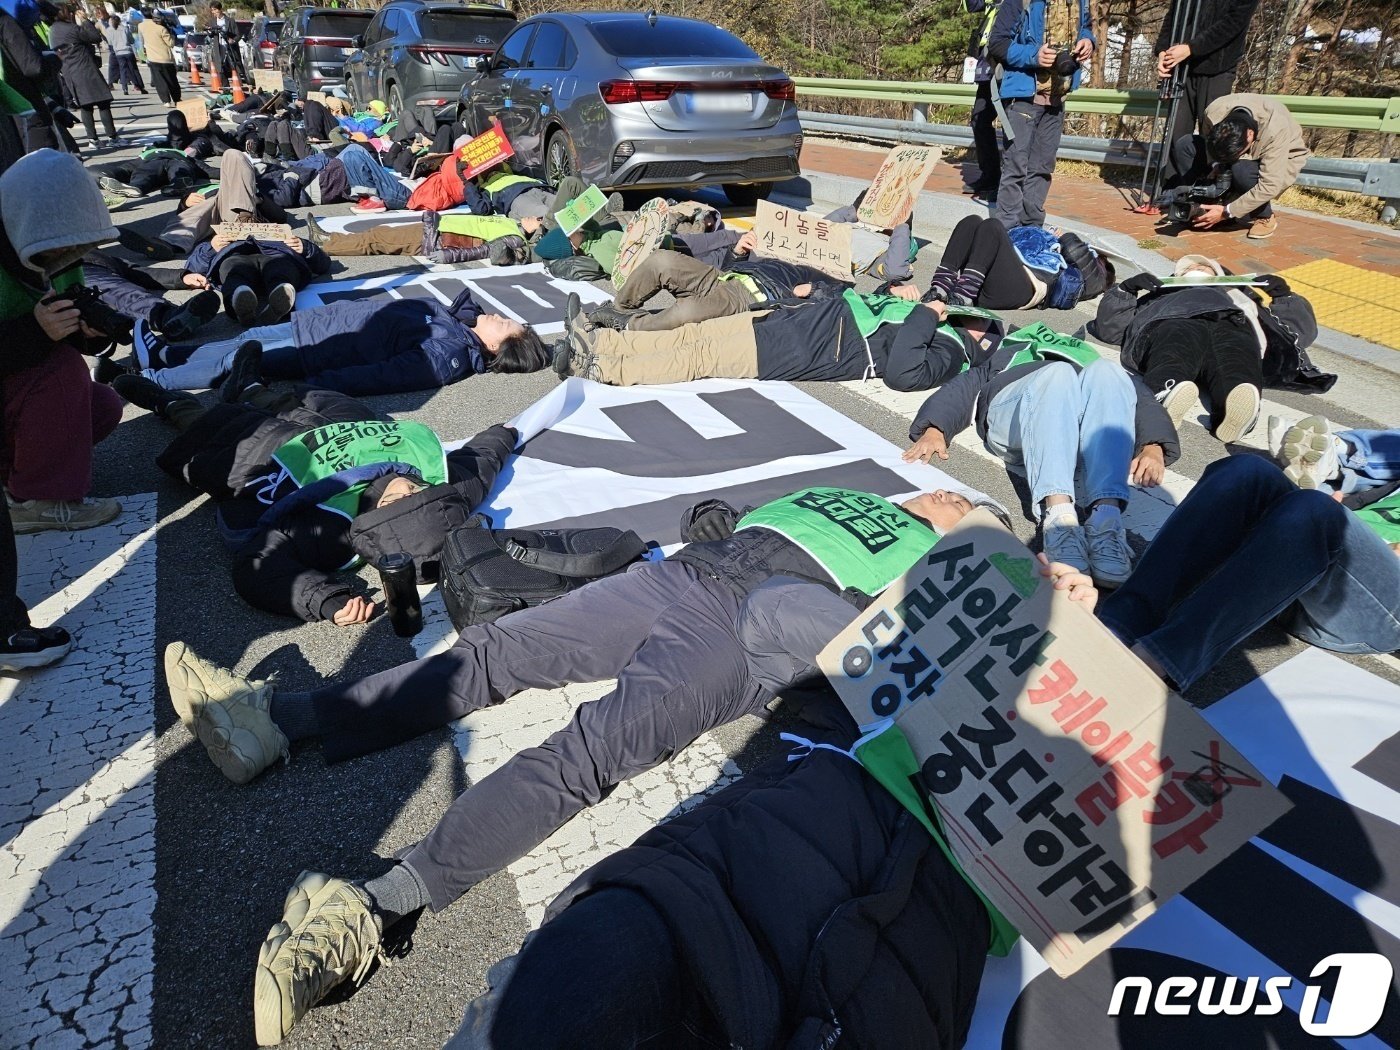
[[601, 78, 795, 105]]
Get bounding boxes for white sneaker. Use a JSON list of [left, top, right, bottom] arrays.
[[1042, 520, 1091, 574], [1086, 515, 1134, 588], [1275, 414, 1339, 489], [1156, 380, 1199, 429], [1214, 383, 1261, 444]]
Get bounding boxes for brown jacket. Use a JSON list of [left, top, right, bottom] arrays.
[[138, 18, 175, 63], [1204, 93, 1310, 218]]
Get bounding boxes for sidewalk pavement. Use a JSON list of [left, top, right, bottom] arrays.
[[798, 139, 1400, 354]]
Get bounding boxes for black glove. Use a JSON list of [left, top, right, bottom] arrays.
[[1257, 274, 1290, 298], [1120, 272, 1164, 295], [680, 499, 740, 543]]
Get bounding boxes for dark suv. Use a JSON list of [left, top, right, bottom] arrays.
[[276, 6, 373, 96], [344, 1, 515, 122]]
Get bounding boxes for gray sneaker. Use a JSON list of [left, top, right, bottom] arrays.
[[164, 641, 287, 784], [98, 175, 143, 198], [1042, 520, 1091, 575], [7, 496, 121, 534], [255, 872, 382, 1047], [1086, 516, 1134, 588], [1274, 414, 1339, 489]]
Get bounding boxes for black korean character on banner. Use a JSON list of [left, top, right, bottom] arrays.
[[990, 748, 1049, 805], [1009, 629, 1056, 675], [889, 643, 941, 704], [876, 628, 911, 660], [957, 705, 1016, 768], [963, 653, 1000, 702], [937, 616, 977, 665], [1018, 781, 1092, 847], [861, 609, 895, 644], [1037, 845, 1138, 920], [1075, 885, 1158, 938], [962, 586, 1022, 638], [895, 579, 949, 633], [919, 732, 988, 795]]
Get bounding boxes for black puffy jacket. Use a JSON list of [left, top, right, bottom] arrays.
[[1154, 0, 1261, 76]]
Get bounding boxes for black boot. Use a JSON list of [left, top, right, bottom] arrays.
[[111, 373, 199, 420], [420, 210, 441, 256], [152, 290, 220, 341], [429, 245, 491, 265], [219, 341, 264, 404], [588, 303, 642, 331], [488, 235, 529, 266]]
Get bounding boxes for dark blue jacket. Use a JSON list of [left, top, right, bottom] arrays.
[[287, 287, 487, 396], [462, 175, 546, 217], [184, 236, 331, 286]]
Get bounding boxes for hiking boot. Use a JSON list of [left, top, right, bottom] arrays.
[[550, 340, 573, 378], [588, 302, 641, 331], [1155, 379, 1199, 429], [163, 641, 287, 783], [220, 341, 264, 403], [488, 234, 529, 266], [1274, 414, 1339, 489], [93, 354, 134, 385], [154, 289, 221, 341], [230, 285, 259, 327], [1086, 515, 1133, 589], [7, 496, 121, 534], [112, 372, 199, 419], [1213, 383, 1261, 444], [118, 227, 176, 262], [263, 284, 296, 324], [1042, 520, 1090, 575], [1247, 215, 1278, 240], [254, 872, 382, 1046], [0, 625, 73, 672], [304, 215, 328, 247], [98, 175, 143, 198], [565, 329, 600, 382]]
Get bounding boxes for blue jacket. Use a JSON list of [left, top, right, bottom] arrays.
[[988, 0, 1093, 100], [184, 236, 331, 286], [288, 287, 487, 396]]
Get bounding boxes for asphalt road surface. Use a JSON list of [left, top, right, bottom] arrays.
[[3, 93, 1397, 1050]]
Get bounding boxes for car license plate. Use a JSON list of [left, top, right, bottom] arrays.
[[688, 92, 752, 114], [341, 46, 354, 55]]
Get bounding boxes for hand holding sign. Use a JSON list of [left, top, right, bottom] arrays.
[[458, 119, 515, 179], [817, 512, 1290, 975], [858, 144, 942, 229]]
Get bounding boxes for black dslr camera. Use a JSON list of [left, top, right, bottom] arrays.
[[1051, 49, 1080, 76], [1155, 170, 1233, 225], [44, 287, 134, 345]]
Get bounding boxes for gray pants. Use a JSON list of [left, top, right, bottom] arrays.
[[995, 99, 1065, 229], [736, 576, 857, 697], [825, 203, 914, 282], [309, 560, 768, 910], [160, 148, 260, 253]]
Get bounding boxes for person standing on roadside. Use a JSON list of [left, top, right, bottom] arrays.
[[137, 7, 179, 106], [961, 0, 1003, 204], [47, 2, 120, 147]]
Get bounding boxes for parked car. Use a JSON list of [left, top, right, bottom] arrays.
[[276, 6, 373, 96], [247, 18, 285, 70], [344, 1, 514, 123], [181, 29, 208, 73], [457, 12, 801, 206]]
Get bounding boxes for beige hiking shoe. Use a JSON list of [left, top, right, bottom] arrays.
[[163, 641, 287, 784], [7, 496, 121, 534], [254, 872, 382, 1046], [1274, 414, 1339, 489]]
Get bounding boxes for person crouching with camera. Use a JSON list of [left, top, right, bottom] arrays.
[[1166, 92, 1311, 240], [0, 149, 124, 533], [987, 0, 1094, 230]]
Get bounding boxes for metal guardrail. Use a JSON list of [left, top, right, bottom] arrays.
[[793, 78, 1400, 135], [797, 111, 1400, 215]]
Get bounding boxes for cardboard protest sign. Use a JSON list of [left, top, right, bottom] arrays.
[[555, 184, 608, 237], [817, 512, 1290, 977], [457, 120, 515, 180], [307, 90, 329, 106], [753, 200, 853, 281], [611, 205, 668, 286], [176, 98, 208, 132], [214, 222, 295, 241], [858, 143, 942, 229], [252, 68, 282, 93]]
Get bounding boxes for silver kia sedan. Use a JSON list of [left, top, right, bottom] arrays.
[[457, 12, 803, 206]]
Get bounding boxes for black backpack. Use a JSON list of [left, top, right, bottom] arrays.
[[439, 520, 650, 630]]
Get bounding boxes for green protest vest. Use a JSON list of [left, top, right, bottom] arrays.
[[270, 419, 447, 522], [842, 290, 971, 373], [438, 213, 524, 242], [1001, 322, 1101, 371], [140, 146, 187, 160], [1357, 490, 1400, 545], [736, 487, 939, 594], [480, 171, 539, 194]]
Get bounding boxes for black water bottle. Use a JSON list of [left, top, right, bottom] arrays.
[[377, 553, 423, 638]]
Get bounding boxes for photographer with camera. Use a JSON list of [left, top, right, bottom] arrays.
[[0, 149, 124, 533], [1096, 254, 1333, 444], [1166, 93, 1310, 239], [987, 0, 1094, 229]]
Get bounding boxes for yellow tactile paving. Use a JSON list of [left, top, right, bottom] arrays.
[[1275, 259, 1400, 351]]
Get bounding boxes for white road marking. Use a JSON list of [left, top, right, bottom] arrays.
[[0, 495, 158, 1049]]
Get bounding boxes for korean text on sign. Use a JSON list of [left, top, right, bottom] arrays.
[[753, 200, 854, 282]]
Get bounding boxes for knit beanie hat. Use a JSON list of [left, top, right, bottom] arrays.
[[533, 225, 575, 261], [0, 149, 118, 278], [1173, 254, 1225, 278]]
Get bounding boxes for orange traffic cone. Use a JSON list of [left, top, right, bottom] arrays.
[[188, 56, 202, 86], [229, 69, 245, 104], [208, 63, 223, 92]]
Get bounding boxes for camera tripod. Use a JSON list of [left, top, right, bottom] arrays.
[[1133, 0, 1204, 211]]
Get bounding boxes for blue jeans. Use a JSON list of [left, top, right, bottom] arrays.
[[984, 359, 1135, 510], [1338, 428, 1400, 494], [144, 322, 296, 390], [336, 143, 410, 210], [1099, 456, 1400, 689]]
